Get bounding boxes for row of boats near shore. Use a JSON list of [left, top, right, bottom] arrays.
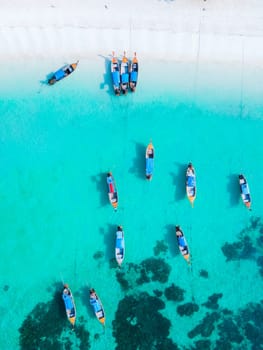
[[46, 52, 139, 96], [111, 51, 139, 95]]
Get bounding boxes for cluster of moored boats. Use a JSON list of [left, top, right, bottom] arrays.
[[47, 59, 251, 327], [46, 52, 139, 96], [111, 51, 139, 95], [62, 284, 105, 328], [62, 140, 252, 328]]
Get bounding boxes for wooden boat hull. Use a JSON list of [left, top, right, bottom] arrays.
[[129, 53, 138, 92], [107, 173, 118, 210], [48, 62, 78, 85], [146, 142, 154, 180], [111, 54, 121, 95], [90, 289, 105, 326], [115, 226, 125, 266], [186, 164, 196, 206], [120, 55, 129, 95], [175, 226, 190, 263], [62, 285, 76, 327], [239, 174, 251, 209]]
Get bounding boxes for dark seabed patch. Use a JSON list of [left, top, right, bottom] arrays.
[[153, 240, 168, 256], [188, 312, 220, 339], [192, 339, 212, 350], [221, 216, 262, 263], [115, 258, 171, 291], [202, 293, 223, 310], [112, 292, 179, 350], [177, 302, 199, 316], [112, 240, 263, 349], [187, 296, 263, 349], [199, 269, 209, 278], [93, 251, 104, 260], [164, 283, 185, 302], [19, 284, 90, 350], [217, 318, 243, 344]]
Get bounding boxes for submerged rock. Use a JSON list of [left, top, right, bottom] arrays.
[[215, 339, 232, 350], [188, 312, 220, 339], [199, 269, 209, 278], [177, 302, 199, 317], [139, 257, 171, 284], [193, 339, 211, 350], [116, 258, 171, 290], [116, 270, 130, 291], [202, 293, 223, 310], [218, 318, 243, 344], [164, 283, 185, 302], [112, 292, 178, 349], [153, 289, 163, 298]]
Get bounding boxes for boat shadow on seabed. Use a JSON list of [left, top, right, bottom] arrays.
[[129, 141, 146, 180], [227, 173, 241, 207], [98, 54, 113, 95]]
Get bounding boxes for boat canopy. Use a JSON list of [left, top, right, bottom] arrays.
[[241, 183, 249, 194], [146, 158, 154, 175], [187, 176, 195, 187], [63, 294, 74, 311], [121, 73, 129, 84], [54, 69, 65, 81], [116, 230, 123, 239], [90, 299, 101, 313], [130, 71, 138, 82], [107, 176, 113, 184], [112, 71, 120, 85], [116, 234, 124, 248], [178, 236, 187, 247]]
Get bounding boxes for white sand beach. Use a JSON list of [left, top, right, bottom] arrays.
[[1, 0, 263, 65]]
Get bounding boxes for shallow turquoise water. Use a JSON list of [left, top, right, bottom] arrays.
[[0, 59, 263, 349]]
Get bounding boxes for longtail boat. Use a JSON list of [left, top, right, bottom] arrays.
[[146, 142, 154, 180], [111, 52, 121, 96], [175, 226, 190, 263], [48, 61, 79, 85], [186, 163, 196, 206], [129, 52, 138, 92], [62, 284, 76, 327], [89, 288, 105, 326], [107, 172, 118, 210], [239, 174, 251, 209], [115, 225, 125, 267], [120, 52, 129, 95]]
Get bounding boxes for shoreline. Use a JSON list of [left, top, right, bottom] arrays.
[[1, 0, 263, 65]]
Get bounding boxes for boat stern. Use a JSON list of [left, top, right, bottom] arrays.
[[69, 316, 76, 326], [99, 317, 105, 326], [188, 196, 196, 206], [112, 201, 118, 210], [245, 201, 251, 209], [184, 254, 190, 263]]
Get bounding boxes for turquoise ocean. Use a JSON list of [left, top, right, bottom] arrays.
[[0, 58, 263, 350]]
